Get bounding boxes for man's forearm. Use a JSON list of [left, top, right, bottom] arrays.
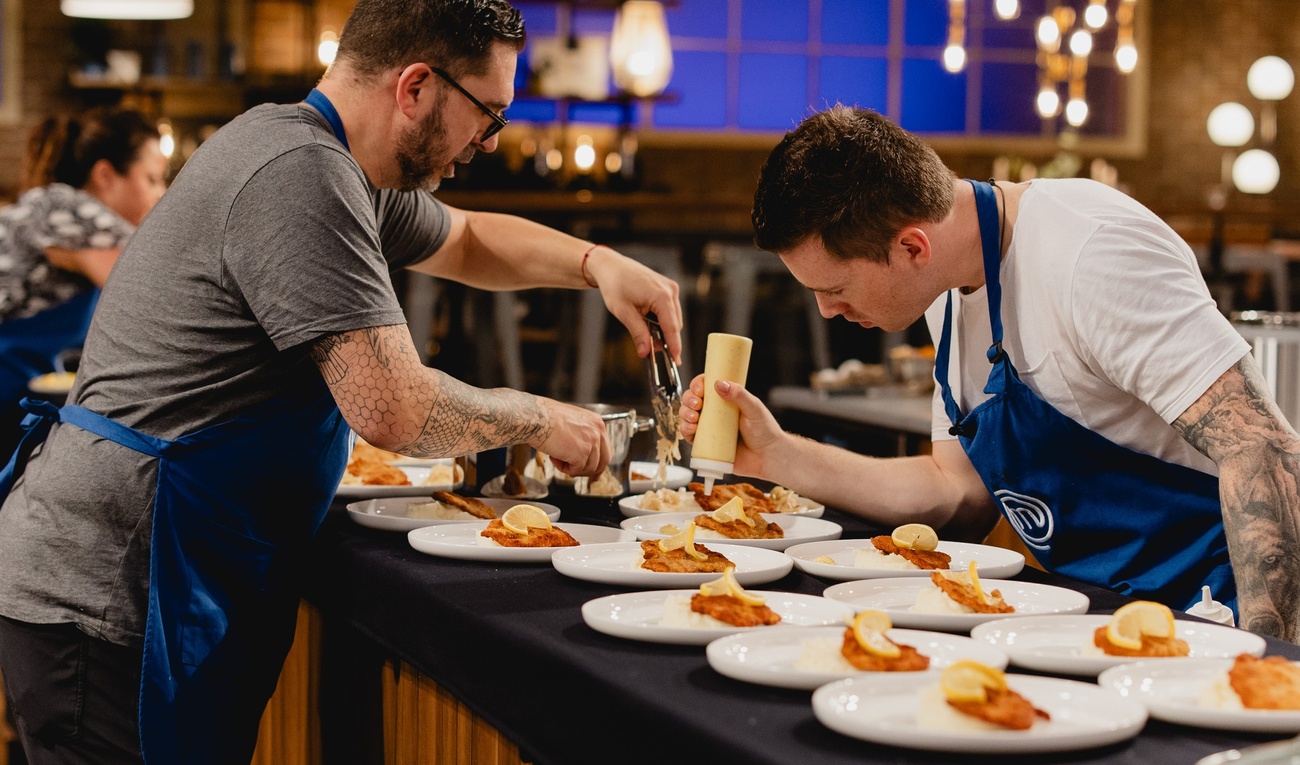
[[1175, 355, 1300, 641]]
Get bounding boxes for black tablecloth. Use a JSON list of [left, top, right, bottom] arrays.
[[302, 494, 1300, 765]]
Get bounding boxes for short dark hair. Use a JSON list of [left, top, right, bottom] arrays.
[[22, 107, 160, 192], [752, 105, 955, 264], [336, 0, 526, 80]]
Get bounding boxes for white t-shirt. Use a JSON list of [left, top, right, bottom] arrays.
[[925, 178, 1249, 476]]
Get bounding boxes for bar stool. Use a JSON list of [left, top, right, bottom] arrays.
[[703, 240, 833, 373]]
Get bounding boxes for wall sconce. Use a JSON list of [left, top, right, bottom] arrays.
[[1207, 55, 1293, 197], [62, 0, 192, 19], [609, 1, 672, 97]]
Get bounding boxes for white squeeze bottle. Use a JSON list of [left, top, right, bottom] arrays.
[[690, 333, 753, 495], [1186, 585, 1235, 627]]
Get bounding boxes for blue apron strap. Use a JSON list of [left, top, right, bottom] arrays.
[[304, 89, 350, 151], [935, 294, 964, 427], [59, 404, 168, 459], [0, 398, 62, 498]]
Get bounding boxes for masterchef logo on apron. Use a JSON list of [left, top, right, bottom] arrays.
[[995, 489, 1054, 550]]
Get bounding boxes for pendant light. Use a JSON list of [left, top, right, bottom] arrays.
[[609, 1, 673, 98], [61, 0, 193, 20]]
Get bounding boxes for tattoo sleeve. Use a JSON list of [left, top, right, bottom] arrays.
[[309, 325, 553, 458], [1173, 354, 1300, 641]]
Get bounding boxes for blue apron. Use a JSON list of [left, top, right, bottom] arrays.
[[0, 288, 98, 431], [2, 383, 349, 764], [935, 179, 1235, 613], [0, 90, 360, 764]]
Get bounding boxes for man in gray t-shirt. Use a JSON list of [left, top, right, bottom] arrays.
[[0, 2, 685, 764]]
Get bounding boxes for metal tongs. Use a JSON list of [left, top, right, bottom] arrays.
[[644, 312, 682, 444]]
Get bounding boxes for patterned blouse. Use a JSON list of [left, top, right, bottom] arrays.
[[0, 183, 135, 321]]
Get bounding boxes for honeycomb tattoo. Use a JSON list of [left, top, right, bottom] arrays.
[[311, 325, 550, 458]]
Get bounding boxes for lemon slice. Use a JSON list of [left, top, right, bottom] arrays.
[[939, 660, 1007, 704], [710, 496, 756, 527], [851, 610, 900, 658], [1106, 600, 1176, 651], [891, 522, 939, 551], [967, 560, 987, 604], [700, 567, 765, 606], [659, 523, 681, 535], [658, 521, 708, 560], [500, 504, 552, 534], [812, 554, 836, 565]]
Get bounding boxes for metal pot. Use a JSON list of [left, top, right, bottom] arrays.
[[572, 403, 654, 497]]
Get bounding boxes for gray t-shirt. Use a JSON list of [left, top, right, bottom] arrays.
[[0, 103, 450, 646]]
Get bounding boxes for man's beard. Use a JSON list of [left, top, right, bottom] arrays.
[[395, 96, 476, 192]]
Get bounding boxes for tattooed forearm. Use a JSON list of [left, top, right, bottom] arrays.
[[310, 324, 551, 459], [1174, 355, 1300, 642]]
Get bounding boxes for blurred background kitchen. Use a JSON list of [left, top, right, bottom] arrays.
[[4, 0, 1299, 450]]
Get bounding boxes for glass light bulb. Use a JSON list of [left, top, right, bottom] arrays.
[[943, 45, 966, 73], [1206, 102, 1255, 147], [1232, 149, 1281, 194], [1069, 30, 1093, 57], [994, 0, 1019, 20], [1247, 55, 1295, 101], [1115, 43, 1138, 73], [1065, 97, 1089, 126], [1036, 87, 1061, 118], [1036, 16, 1059, 49], [1083, 3, 1108, 29]]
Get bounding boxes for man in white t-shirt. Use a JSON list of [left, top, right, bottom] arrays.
[[677, 105, 1300, 644]]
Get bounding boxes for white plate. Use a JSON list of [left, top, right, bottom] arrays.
[[346, 497, 561, 532], [551, 542, 794, 588], [970, 614, 1267, 677], [821, 578, 1090, 633], [618, 492, 825, 519], [581, 590, 854, 645], [1099, 658, 1300, 733], [786, 539, 1024, 581], [335, 462, 464, 498], [812, 673, 1147, 754], [706, 625, 1010, 690], [407, 522, 632, 562], [628, 461, 694, 492], [618, 512, 842, 551], [479, 472, 549, 500]]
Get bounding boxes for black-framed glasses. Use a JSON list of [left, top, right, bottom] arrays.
[[430, 66, 509, 141]]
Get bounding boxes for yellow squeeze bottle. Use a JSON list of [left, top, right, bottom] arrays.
[[690, 333, 753, 495]]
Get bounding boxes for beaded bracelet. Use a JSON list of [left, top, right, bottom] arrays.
[[580, 244, 601, 288]]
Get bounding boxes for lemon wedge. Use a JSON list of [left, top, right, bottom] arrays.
[[939, 660, 1007, 704], [658, 521, 708, 560], [812, 554, 836, 565], [967, 560, 987, 604], [699, 566, 765, 606], [1106, 600, 1176, 651], [891, 522, 939, 551], [709, 496, 756, 527], [851, 609, 900, 658], [500, 504, 552, 534]]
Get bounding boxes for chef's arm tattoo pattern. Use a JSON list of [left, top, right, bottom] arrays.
[[1173, 354, 1300, 642], [310, 325, 551, 458]]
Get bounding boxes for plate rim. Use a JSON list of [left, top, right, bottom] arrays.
[[407, 521, 631, 562], [1097, 658, 1300, 733], [581, 590, 854, 645], [820, 577, 1092, 633], [786, 539, 1025, 581], [346, 496, 562, 531], [550, 541, 795, 588]]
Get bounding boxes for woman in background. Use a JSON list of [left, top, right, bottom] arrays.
[[0, 107, 166, 459]]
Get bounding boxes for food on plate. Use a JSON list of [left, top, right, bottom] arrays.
[[522, 451, 555, 485], [636, 487, 699, 512], [502, 466, 527, 496], [419, 462, 463, 486], [340, 456, 410, 486], [407, 491, 497, 521], [917, 661, 1049, 732], [812, 554, 837, 565], [1200, 654, 1300, 711], [631, 470, 652, 481], [478, 504, 578, 548], [690, 481, 773, 513], [639, 522, 732, 573], [349, 439, 406, 465], [692, 496, 783, 540], [910, 562, 1014, 615], [795, 610, 931, 673], [1090, 601, 1189, 658], [662, 567, 780, 629], [856, 527, 952, 570]]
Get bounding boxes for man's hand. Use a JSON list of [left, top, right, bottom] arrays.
[[584, 246, 684, 363], [532, 398, 612, 478], [677, 373, 785, 477]]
